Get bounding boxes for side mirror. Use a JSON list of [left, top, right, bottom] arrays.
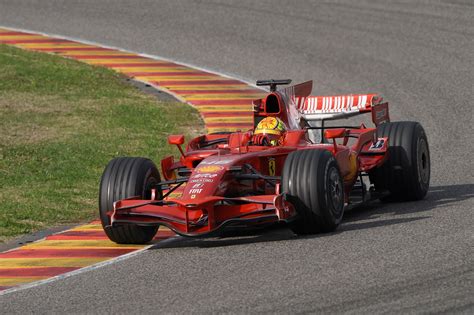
[[168, 135, 184, 145], [324, 128, 346, 139], [324, 128, 347, 153], [168, 135, 185, 156]]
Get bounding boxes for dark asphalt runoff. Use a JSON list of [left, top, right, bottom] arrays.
[[0, 0, 473, 313]]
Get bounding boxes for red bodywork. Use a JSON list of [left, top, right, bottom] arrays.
[[109, 81, 391, 237]]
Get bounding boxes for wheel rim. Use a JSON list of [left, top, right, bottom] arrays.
[[328, 167, 343, 214], [417, 138, 430, 185], [143, 176, 158, 200]]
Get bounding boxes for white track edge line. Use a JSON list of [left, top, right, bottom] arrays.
[[0, 236, 180, 296]]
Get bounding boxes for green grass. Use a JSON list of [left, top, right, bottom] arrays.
[[0, 44, 204, 241]]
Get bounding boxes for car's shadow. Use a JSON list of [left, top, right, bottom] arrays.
[[149, 183, 473, 250]]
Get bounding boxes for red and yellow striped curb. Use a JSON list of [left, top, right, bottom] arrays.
[[0, 27, 264, 292], [0, 27, 264, 133], [0, 221, 175, 292]]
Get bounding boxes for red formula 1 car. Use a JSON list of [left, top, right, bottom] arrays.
[[99, 80, 430, 244]]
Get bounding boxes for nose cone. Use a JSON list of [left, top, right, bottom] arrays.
[[182, 164, 227, 200]]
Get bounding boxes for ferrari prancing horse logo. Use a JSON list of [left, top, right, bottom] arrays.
[[268, 158, 276, 176]]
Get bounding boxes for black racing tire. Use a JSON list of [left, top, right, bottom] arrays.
[[99, 157, 161, 244], [369, 121, 430, 201], [282, 149, 344, 235]]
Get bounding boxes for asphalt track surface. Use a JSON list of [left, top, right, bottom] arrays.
[[0, 0, 473, 313]]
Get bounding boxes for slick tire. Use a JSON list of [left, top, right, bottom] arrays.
[[369, 121, 430, 201], [99, 157, 161, 244], [282, 149, 344, 235]]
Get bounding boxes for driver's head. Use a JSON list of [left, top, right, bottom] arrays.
[[254, 117, 287, 146]]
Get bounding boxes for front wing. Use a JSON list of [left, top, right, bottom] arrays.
[[109, 194, 296, 237]]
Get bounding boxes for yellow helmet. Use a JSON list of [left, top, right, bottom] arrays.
[[255, 117, 287, 135], [254, 117, 287, 146]]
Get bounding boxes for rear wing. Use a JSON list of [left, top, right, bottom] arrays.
[[277, 81, 389, 127], [296, 94, 389, 125]]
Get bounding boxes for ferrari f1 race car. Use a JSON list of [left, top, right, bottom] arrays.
[[99, 80, 430, 244]]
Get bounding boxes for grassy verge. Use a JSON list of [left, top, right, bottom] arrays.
[[0, 44, 204, 241]]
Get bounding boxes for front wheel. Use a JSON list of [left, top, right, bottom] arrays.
[[282, 149, 344, 235], [99, 157, 161, 244]]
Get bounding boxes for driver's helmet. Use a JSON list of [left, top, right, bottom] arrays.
[[254, 117, 287, 146]]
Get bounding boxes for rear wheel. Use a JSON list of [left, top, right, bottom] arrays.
[[369, 121, 430, 201], [99, 157, 161, 244], [282, 149, 344, 235]]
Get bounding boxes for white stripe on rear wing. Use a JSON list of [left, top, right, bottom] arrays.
[[296, 94, 383, 121]]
